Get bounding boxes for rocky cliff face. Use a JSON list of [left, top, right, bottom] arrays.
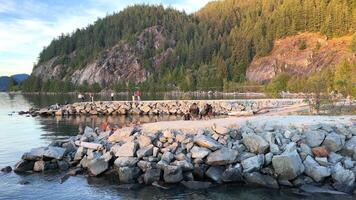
[[246, 33, 356, 83], [32, 26, 174, 87]]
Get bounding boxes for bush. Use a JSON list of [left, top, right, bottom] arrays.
[[298, 40, 307, 50], [265, 74, 291, 96]]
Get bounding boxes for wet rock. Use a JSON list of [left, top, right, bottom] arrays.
[[21, 147, 46, 161], [221, 164, 243, 182], [331, 163, 355, 193], [322, 132, 345, 152], [194, 135, 222, 151], [205, 166, 225, 182], [114, 157, 139, 167], [14, 160, 34, 172], [303, 156, 331, 182], [305, 130, 326, 147], [242, 133, 269, 154], [244, 172, 279, 189], [18, 180, 30, 185], [137, 161, 155, 171], [163, 165, 183, 183], [300, 185, 347, 195], [272, 150, 304, 180], [33, 161, 53, 172], [143, 168, 161, 184], [172, 160, 194, 171], [136, 145, 154, 159], [88, 158, 108, 176], [181, 181, 212, 189], [43, 146, 66, 160], [118, 167, 141, 183], [190, 146, 211, 159], [114, 142, 138, 157], [241, 154, 264, 173], [1, 166, 12, 173], [193, 164, 209, 180], [206, 148, 238, 165]]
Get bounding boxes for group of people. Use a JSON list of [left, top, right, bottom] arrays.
[[183, 103, 214, 120], [77, 90, 142, 102]]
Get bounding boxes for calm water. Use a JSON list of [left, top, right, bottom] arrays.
[[0, 93, 353, 200]]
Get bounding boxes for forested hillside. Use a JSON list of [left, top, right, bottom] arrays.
[[23, 0, 356, 93]]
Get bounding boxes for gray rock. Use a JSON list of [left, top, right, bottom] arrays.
[[118, 167, 141, 183], [242, 133, 269, 154], [270, 144, 281, 155], [74, 147, 86, 161], [88, 158, 108, 176], [57, 160, 70, 171], [303, 156, 331, 182], [137, 135, 152, 148], [205, 166, 225, 182], [315, 157, 329, 166], [33, 161, 52, 172], [163, 165, 183, 183], [322, 132, 345, 152], [272, 150, 304, 180], [343, 157, 354, 169], [206, 148, 238, 165], [194, 135, 222, 151], [305, 130, 326, 147], [114, 157, 139, 167], [299, 143, 312, 160], [43, 146, 66, 160], [14, 160, 34, 172], [181, 181, 212, 189], [221, 164, 243, 182], [21, 147, 46, 161], [137, 160, 155, 171], [136, 145, 154, 159], [212, 124, 230, 135], [300, 185, 347, 195], [143, 168, 161, 184], [265, 152, 273, 166], [342, 136, 356, 159], [172, 160, 194, 171], [1, 166, 12, 173], [244, 172, 279, 189], [332, 163, 355, 193], [283, 142, 297, 153], [114, 142, 138, 157], [328, 152, 343, 164], [190, 146, 211, 159], [161, 152, 174, 163], [241, 154, 264, 173]]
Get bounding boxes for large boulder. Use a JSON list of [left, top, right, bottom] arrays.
[[43, 146, 66, 160], [241, 154, 264, 173], [303, 156, 331, 182], [342, 136, 356, 159], [242, 133, 269, 154], [14, 160, 34, 172], [190, 146, 211, 159], [136, 145, 154, 159], [221, 164, 243, 182], [137, 135, 152, 148], [181, 181, 212, 189], [194, 135, 222, 151], [108, 127, 134, 143], [163, 165, 183, 183], [21, 147, 47, 161], [143, 168, 161, 184], [114, 142, 138, 157], [74, 147, 86, 161], [206, 148, 238, 165], [322, 132, 345, 152], [118, 167, 141, 183], [205, 166, 225, 182], [114, 157, 139, 167], [272, 150, 304, 180], [88, 158, 108, 176], [331, 163, 355, 193], [304, 130, 326, 147], [172, 160, 194, 171], [244, 172, 279, 189]]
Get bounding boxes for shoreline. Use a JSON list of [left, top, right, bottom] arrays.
[[9, 115, 356, 195]]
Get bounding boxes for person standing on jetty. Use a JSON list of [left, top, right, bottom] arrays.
[[78, 93, 85, 102], [132, 90, 141, 101], [111, 92, 115, 101], [90, 94, 94, 102]]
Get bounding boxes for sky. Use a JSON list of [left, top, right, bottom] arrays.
[[0, 0, 212, 76]]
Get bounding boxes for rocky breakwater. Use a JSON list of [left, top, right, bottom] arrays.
[[10, 121, 356, 195], [25, 99, 304, 117]]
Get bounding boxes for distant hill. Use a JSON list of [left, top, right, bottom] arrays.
[[0, 74, 29, 91], [23, 1, 356, 93]]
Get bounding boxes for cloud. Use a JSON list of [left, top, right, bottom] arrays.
[[0, 0, 212, 76]]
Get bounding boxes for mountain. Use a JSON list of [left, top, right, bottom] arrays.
[[0, 76, 11, 91], [0, 74, 29, 91], [23, 1, 356, 93]]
